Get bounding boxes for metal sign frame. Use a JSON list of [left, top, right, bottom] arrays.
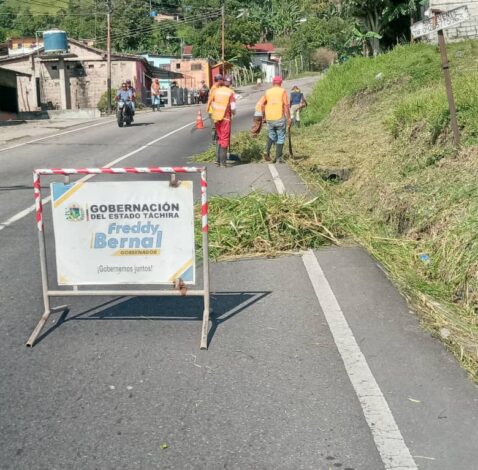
[[27, 166, 211, 349]]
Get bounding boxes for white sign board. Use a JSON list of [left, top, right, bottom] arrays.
[[411, 5, 470, 38], [51, 181, 195, 285]]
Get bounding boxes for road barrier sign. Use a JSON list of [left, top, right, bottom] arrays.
[[27, 166, 211, 349]]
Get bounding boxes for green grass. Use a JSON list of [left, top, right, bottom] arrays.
[[195, 192, 347, 261], [292, 41, 478, 380], [190, 41, 478, 380], [194, 132, 265, 163]]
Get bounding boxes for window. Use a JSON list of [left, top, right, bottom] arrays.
[[175, 63, 181, 69], [88, 64, 94, 69], [52, 65, 57, 70], [191, 63, 202, 71]]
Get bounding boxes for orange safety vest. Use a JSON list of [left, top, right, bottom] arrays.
[[211, 86, 234, 122], [207, 83, 220, 113], [255, 95, 266, 114], [264, 86, 287, 121]]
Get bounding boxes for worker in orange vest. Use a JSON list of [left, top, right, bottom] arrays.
[[260, 76, 291, 163], [207, 74, 223, 144], [210, 75, 236, 167]]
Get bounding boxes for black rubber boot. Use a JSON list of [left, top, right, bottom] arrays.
[[219, 147, 228, 167], [265, 138, 273, 161], [215, 145, 220, 166], [276, 143, 284, 163]]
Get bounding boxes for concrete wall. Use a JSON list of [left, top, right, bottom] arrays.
[[0, 56, 38, 111], [0, 47, 150, 111], [429, 1, 478, 40], [170, 58, 210, 88]]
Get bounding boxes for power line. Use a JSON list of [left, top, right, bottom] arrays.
[[28, 0, 70, 8], [107, 13, 220, 44], [101, 10, 220, 44]]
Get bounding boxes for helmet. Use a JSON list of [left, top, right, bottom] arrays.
[[272, 76, 283, 85], [214, 74, 223, 81]]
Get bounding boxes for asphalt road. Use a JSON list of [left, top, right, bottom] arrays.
[[1, 78, 477, 470]]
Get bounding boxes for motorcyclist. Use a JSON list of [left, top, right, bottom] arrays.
[[115, 82, 133, 118], [116, 82, 133, 103], [199, 80, 209, 104], [125, 79, 136, 119]]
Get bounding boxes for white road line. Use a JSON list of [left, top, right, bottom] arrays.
[[0, 120, 195, 232], [302, 250, 417, 470], [268, 163, 286, 194], [0, 119, 115, 154]]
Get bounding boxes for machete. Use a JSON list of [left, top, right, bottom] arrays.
[[288, 124, 294, 158]]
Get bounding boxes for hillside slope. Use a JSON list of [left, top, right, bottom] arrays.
[[295, 41, 478, 380]]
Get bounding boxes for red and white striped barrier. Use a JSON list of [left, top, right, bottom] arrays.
[[28, 165, 212, 349], [33, 166, 208, 233]]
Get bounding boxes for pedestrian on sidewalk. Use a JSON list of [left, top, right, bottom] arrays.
[[290, 85, 307, 127], [210, 75, 236, 167], [260, 76, 291, 163], [151, 78, 161, 111]]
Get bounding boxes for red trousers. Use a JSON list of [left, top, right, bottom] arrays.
[[215, 119, 231, 149]]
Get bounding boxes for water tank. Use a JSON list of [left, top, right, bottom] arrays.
[[43, 29, 68, 54]]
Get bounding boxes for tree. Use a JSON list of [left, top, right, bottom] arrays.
[[342, 0, 423, 55], [285, 15, 355, 63]]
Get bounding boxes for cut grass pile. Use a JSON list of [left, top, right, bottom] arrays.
[[194, 132, 265, 163], [195, 192, 347, 261]]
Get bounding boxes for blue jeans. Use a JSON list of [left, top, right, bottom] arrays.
[[267, 118, 286, 144]]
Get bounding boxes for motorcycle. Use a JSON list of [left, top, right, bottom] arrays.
[[199, 88, 209, 104], [116, 99, 133, 127]]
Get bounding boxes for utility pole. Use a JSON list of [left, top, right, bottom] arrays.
[[221, 4, 225, 74], [106, 0, 112, 114]]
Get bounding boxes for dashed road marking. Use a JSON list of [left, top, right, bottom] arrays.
[[268, 163, 286, 194]]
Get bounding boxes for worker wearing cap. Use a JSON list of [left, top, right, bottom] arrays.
[[260, 75, 291, 163], [207, 74, 223, 143], [210, 75, 236, 167]]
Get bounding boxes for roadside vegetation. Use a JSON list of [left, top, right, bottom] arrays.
[[296, 40, 478, 381], [195, 40, 478, 381]]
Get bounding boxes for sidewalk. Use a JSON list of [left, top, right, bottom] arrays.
[[0, 116, 109, 146]]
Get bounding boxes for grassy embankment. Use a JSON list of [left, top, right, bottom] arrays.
[[198, 41, 478, 380], [294, 41, 478, 381]]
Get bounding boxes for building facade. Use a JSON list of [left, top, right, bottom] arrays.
[[0, 38, 179, 113]]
